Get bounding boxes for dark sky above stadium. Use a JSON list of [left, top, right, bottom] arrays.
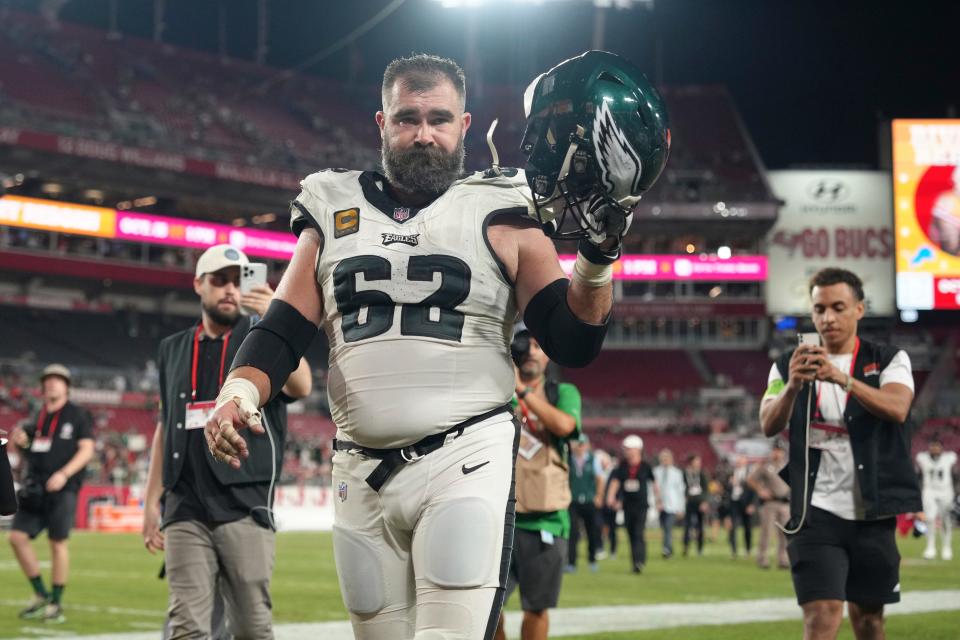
[[55, 0, 960, 169]]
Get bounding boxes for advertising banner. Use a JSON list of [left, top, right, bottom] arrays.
[[767, 170, 894, 316]]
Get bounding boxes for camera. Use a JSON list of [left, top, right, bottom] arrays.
[[511, 329, 531, 366]]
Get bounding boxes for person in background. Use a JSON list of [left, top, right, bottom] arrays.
[[595, 449, 618, 560], [566, 433, 604, 573], [654, 448, 685, 559], [726, 455, 756, 559], [916, 436, 957, 560], [748, 444, 791, 570], [144, 245, 312, 639], [606, 435, 660, 574], [760, 267, 920, 639], [8, 365, 94, 624], [682, 454, 708, 557]]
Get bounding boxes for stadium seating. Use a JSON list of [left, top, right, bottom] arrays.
[[562, 350, 706, 400], [0, 9, 770, 205], [702, 349, 771, 395]]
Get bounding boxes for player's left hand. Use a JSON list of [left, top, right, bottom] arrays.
[[204, 397, 263, 469], [45, 470, 67, 493], [240, 284, 274, 317]]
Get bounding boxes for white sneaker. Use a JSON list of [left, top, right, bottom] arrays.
[[943, 548, 953, 561], [923, 548, 936, 560]]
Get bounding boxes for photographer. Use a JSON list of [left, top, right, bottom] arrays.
[[496, 330, 580, 640], [760, 268, 920, 640], [7, 364, 94, 624]]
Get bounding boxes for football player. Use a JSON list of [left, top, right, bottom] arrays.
[[916, 437, 957, 560], [205, 51, 669, 640]]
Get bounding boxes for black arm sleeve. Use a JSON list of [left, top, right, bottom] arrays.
[[522, 278, 608, 368], [231, 299, 319, 401]]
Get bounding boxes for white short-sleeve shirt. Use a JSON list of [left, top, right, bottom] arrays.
[[767, 348, 914, 520]]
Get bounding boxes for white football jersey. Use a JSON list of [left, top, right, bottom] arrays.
[[291, 168, 534, 448], [917, 450, 957, 495]]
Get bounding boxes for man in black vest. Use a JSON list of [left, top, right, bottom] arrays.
[[143, 245, 312, 639], [760, 268, 920, 640], [8, 364, 94, 624]]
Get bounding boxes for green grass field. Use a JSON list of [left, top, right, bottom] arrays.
[[0, 527, 956, 638]]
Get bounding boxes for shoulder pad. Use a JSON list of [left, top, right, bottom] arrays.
[[456, 168, 535, 215], [291, 169, 363, 237], [457, 167, 528, 188]]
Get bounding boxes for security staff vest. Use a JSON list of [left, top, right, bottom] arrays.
[[158, 316, 287, 490], [775, 337, 921, 525]]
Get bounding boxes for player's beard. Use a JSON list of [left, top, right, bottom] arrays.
[[202, 300, 240, 328], [381, 136, 465, 196]]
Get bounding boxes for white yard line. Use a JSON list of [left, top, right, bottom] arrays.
[[0, 600, 165, 619], [9, 589, 960, 640]]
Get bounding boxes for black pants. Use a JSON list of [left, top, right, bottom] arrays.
[[683, 500, 704, 554], [729, 498, 753, 555], [568, 501, 601, 566], [624, 504, 648, 569], [601, 506, 618, 555]]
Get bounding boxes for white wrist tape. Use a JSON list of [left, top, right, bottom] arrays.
[[572, 252, 613, 288], [215, 378, 262, 426]]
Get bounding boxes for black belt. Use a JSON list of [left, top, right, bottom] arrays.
[[764, 497, 789, 504], [333, 404, 512, 492]]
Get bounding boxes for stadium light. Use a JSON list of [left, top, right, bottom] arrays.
[[900, 309, 919, 323], [717, 246, 732, 260], [432, 0, 649, 9]]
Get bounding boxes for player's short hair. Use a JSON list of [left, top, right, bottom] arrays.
[[929, 433, 943, 446], [808, 267, 864, 301], [382, 54, 466, 109]]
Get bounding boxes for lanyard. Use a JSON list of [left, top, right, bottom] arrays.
[[36, 407, 62, 439], [814, 337, 859, 419], [190, 324, 232, 400]]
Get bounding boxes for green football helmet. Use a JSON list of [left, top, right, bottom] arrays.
[[520, 50, 670, 241]]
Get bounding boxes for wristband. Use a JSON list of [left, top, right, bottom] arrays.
[[215, 378, 263, 427], [572, 252, 613, 288]]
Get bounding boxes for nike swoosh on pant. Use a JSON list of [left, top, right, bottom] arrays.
[[462, 461, 491, 474]]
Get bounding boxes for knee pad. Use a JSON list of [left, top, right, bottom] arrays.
[[423, 499, 498, 589], [333, 525, 386, 615]]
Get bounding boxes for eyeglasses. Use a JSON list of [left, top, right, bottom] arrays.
[[206, 272, 240, 287]]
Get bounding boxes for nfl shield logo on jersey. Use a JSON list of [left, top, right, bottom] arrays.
[[392, 207, 411, 222], [338, 481, 348, 502]]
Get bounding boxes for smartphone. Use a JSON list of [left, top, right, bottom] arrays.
[[240, 263, 268, 315], [798, 332, 821, 348]]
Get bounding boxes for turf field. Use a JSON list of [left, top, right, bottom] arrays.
[[0, 527, 956, 638]]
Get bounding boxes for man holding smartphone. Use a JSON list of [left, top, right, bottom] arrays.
[[143, 244, 312, 639], [759, 268, 920, 640]]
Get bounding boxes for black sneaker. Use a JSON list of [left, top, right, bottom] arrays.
[[42, 603, 66, 624], [18, 595, 49, 620]]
